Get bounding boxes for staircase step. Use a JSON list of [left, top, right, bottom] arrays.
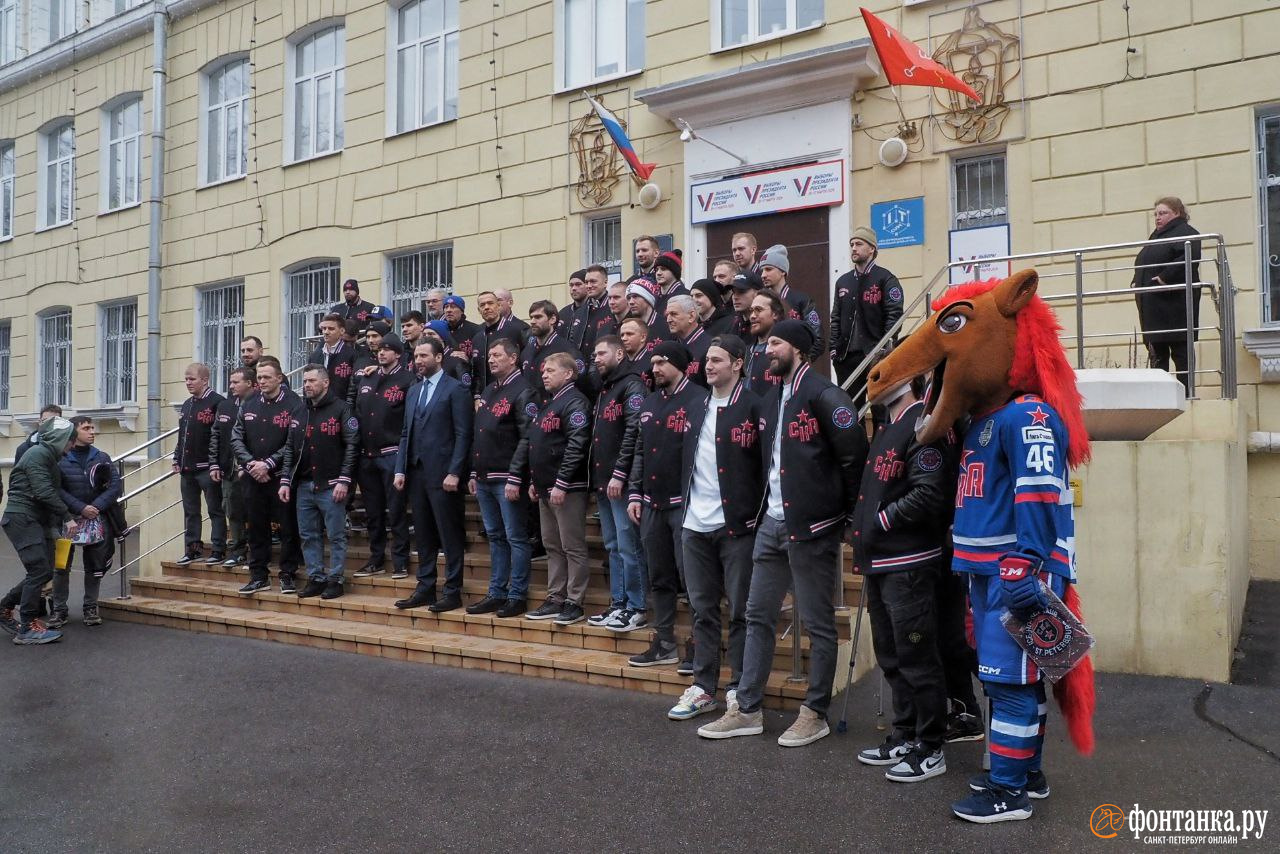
[[99, 595, 810, 709]]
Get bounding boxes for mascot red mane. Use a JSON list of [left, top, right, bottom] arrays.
[[868, 269, 1094, 824]]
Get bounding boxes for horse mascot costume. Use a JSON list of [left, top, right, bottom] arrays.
[[867, 269, 1095, 824]]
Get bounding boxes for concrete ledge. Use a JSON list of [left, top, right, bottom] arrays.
[[1077, 368, 1186, 440]]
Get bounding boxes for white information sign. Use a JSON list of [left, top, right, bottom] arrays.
[[690, 160, 845, 225], [948, 224, 1011, 284]]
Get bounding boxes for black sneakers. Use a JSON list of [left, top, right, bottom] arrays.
[[944, 711, 985, 743], [553, 602, 585, 626], [298, 579, 326, 598], [677, 639, 695, 676], [628, 637, 679, 667], [525, 599, 562, 620], [884, 746, 947, 783], [466, 595, 507, 615], [952, 785, 1033, 823], [321, 581, 345, 600], [238, 579, 270, 596], [82, 605, 103, 627], [353, 563, 385, 578], [496, 599, 527, 618], [857, 736, 915, 766], [204, 552, 225, 565], [278, 576, 298, 596], [969, 769, 1050, 800]]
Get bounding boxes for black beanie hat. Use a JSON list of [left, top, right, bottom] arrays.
[[689, 278, 724, 309], [708, 333, 747, 364], [654, 249, 683, 278], [378, 332, 405, 355], [770, 319, 814, 355], [343, 278, 359, 294], [650, 340, 691, 374]]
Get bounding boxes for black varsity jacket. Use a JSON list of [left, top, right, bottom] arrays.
[[231, 387, 305, 477], [680, 379, 766, 536], [508, 382, 592, 494], [589, 365, 647, 490], [830, 262, 904, 362], [281, 390, 359, 491], [472, 370, 537, 482], [174, 387, 225, 472], [775, 282, 825, 361], [208, 395, 245, 477], [308, 342, 360, 404], [353, 363, 414, 459], [628, 376, 709, 510]]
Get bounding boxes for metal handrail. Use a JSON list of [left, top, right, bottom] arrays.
[[122, 453, 173, 480], [116, 427, 178, 463], [121, 468, 178, 503]]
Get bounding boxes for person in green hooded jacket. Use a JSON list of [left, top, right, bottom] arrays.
[[1, 416, 79, 645]]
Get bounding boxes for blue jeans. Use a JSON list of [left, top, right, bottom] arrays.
[[597, 492, 646, 611], [296, 482, 348, 582], [474, 480, 531, 600]]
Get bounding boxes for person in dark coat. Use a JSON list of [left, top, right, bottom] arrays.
[[690, 278, 735, 337], [830, 227, 904, 398], [1132, 196, 1202, 394], [330, 279, 376, 330]]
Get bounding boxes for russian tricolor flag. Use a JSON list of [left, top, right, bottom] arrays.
[[585, 92, 656, 182]]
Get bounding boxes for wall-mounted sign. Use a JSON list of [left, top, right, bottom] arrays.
[[690, 159, 845, 225], [870, 197, 925, 249], [949, 223, 1011, 284]]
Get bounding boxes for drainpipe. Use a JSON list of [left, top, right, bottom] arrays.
[[146, 1, 168, 454]]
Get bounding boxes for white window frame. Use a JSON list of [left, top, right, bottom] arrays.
[[100, 94, 143, 213], [386, 0, 459, 136], [285, 21, 346, 164], [38, 307, 73, 408], [0, 319, 11, 411], [37, 119, 75, 231], [711, 0, 825, 52], [196, 282, 245, 394], [284, 260, 342, 372], [199, 55, 250, 187], [386, 243, 454, 320], [99, 300, 137, 406], [585, 213, 623, 282], [0, 140, 13, 240], [0, 0, 18, 66], [951, 150, 1008, 231], [554, 0, 646, 92], [49, 0, 76, 42]]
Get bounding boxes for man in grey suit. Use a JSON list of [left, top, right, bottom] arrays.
[[393, 339, 474, 612]]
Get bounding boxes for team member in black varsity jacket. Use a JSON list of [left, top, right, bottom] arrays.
[[745, 291, 786, 397], [470, 290, 529, 400], [830, 226, 904, 395], [209, 366, 257, 567], [758, 244, 825, 361], [231, 360, 305, 595], [560, 269, 593, 351], [851, 378, 958, 781], [699, 320, 867, 748], [173, 363, 227, 564], [520, 300, 583, 401], [330, 278, 377, 331], [351, 334, 415, 579], [625, 278, 670, 345], [507, 352, 593, 625], [667, 335, 766, 721], [424, 321, 474, 390], [587, 335, 649, 633], [467, 336, 537, 619], [664, 294, 711, 388], [627, 341, 709, 668], [308, 313, 360, 403], [441, 295, 481, 366], [281, 366, 359, 600]]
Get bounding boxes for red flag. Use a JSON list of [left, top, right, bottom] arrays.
[[859, 7, 981, 103]]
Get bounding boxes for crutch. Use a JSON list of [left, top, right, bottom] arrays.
[[835, 580, 869, 734]]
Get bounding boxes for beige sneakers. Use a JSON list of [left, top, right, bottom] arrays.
[[777, 705, 830, 748], [696, 707, 764, 739]]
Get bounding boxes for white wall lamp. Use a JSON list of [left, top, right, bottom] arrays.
[[674, 118, 748, 166]]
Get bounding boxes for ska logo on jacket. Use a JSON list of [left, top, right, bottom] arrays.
[[956, 449, 985, 508], [730, 419, 757, 449], [569, 410, 588, 429], [832, 406, 855, 429], [787, 410, 819, 442], [272, 411, 294, 429], [319, 417, 340, 436], [197, 408, 215, 424], [666, 408, 689, 432], [383, 385, 405, 404], [540, 412, 561, 432], [864, 284, 882, 304], [334, 362, 353, 378], [601, 400, 623, 422], [491, 398, 512, 418], [874, 449, 904, 482]]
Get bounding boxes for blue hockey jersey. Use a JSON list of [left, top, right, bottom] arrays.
[[951, 394, 1076, 581]]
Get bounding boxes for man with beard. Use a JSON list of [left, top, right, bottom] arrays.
[[664, 294, 710, 388], [560, 269, 592, 348], [520, 300, 582, 400], [442, 295, 480, 365], [633, 235, 660, 280], [331, 279, 376, 330], [626, 278, 668, 344], [240, 335, 265, 371], [425, 289, 447, 321], [731, 232, 759, 275], [745, 291, 786, 396], [651, 250, 689, 319], [729, 271, 762, 339], [698, 320, 866, 748], [831, 227, 904, 394]]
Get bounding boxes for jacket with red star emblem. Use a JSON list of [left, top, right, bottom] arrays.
[[508, 382, 592, 494], [231, 387, 306, 477], [680, 326, 711, 388], [628, 377, 709, 510], [589, 364, 647, 490], [353, 363, 415, 459], [308, 341, 361, 404], [280, 390, 358, 491], [757, 362, 867, 541], [174, 387, 226, 472], [850, 399, 957, 574], [679, 379, 766, 535], [472, 370, 537, 483], [774, 283, 825, 361]]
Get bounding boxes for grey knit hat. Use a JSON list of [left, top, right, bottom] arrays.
[[759, 244, 790, 275]]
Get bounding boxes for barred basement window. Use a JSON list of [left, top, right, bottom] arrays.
[[0, 320, 10, 411], [40, 309, 73, 407], [100, 302, 137, 405], [389, 245, 453, 320], [286, 261, 341, 371], [953, 152, 1008, 230], [586, 214, 622, 280], [198, 283, 244, 394]]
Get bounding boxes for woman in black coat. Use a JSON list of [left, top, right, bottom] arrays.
[[1132, 196, 1202, 394]]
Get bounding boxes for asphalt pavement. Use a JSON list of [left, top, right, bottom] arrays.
[[1, 541, 1278, 853]]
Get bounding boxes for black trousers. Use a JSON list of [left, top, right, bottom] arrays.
[[1148, 340, 1191, 394], [180, 470, 226, 552], [833, 351, 869, 407], [866, 566, 948, 751], [408, 468, 466, 598], [0, 514, 55, 624], [641, 506, 685, 642], [936, 566, 980, 715], [359, 455, 410, 570], [682, 526, 754, 694], [245, 476, 301, 581]]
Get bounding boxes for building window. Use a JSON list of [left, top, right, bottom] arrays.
[[388, 244, 453, 320], [202, 57, 250, 185], [38, 121, 74, 229], [100, 302, 137, 405], [0, 141, 13, 239], [953, 152, 1008, 230], [49, 0, 76, 42], [558, 0, 644, 90], [39, 309, 73, 407], [391, 0, 459, 134], [198, 283, 245, 394], [103, 97, 142, 211], [286, 261, 341, 371], [1, 0, 18, 65], [0, 320, 10, 411], [289, 25, 345, 162], [717, 0, 824, 50], [586, 214, 623, 281]]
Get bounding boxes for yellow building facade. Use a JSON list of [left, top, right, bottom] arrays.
[[1, 0, 1279, 594]]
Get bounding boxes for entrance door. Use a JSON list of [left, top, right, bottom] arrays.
[[706, 207, 831, 373]]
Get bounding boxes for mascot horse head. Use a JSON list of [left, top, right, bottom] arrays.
[[867, 268, 1090, 468]]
